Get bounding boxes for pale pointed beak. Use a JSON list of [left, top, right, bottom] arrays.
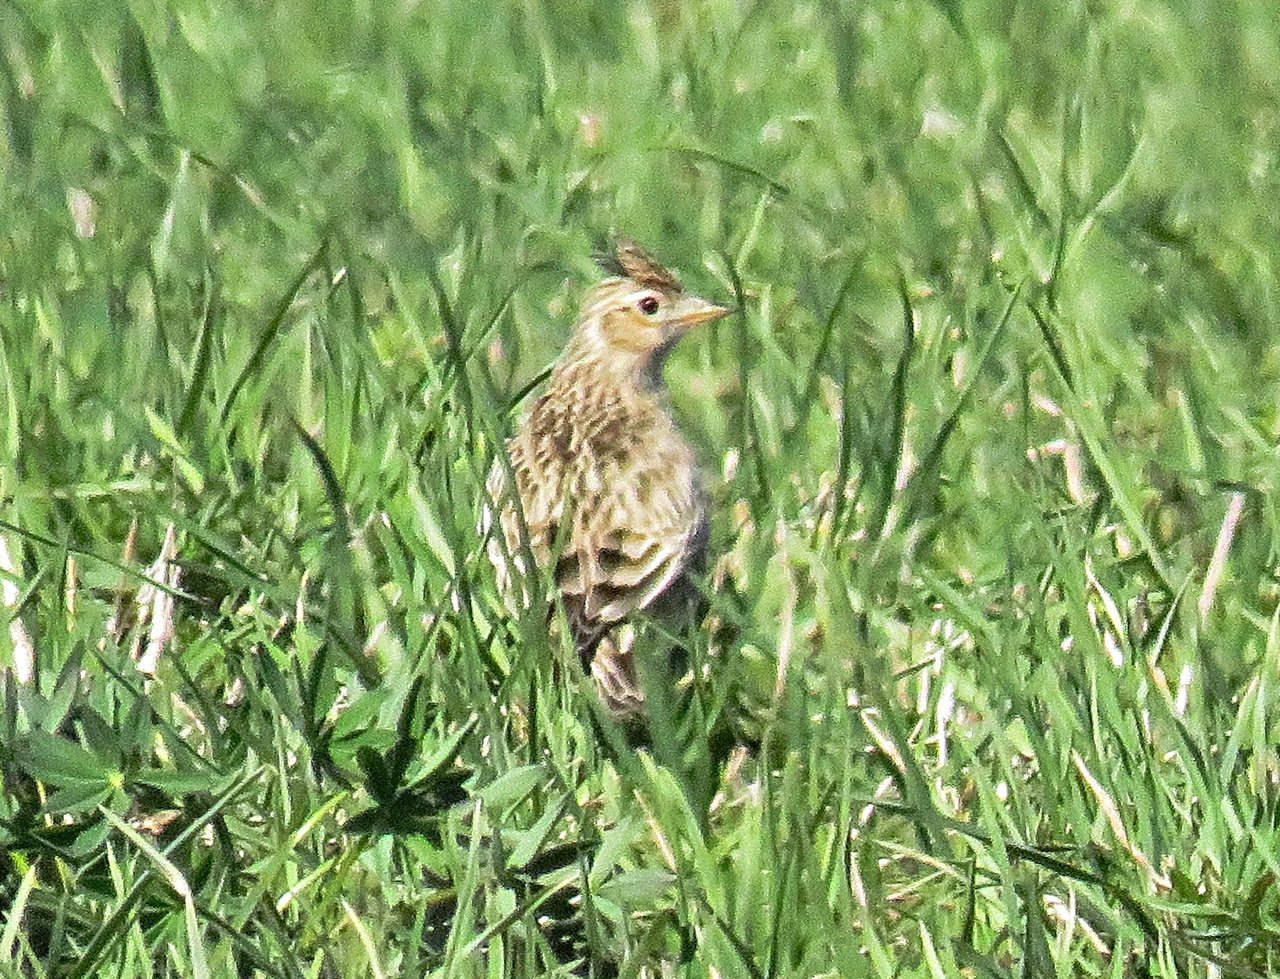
[[674, 298, 733, 329]]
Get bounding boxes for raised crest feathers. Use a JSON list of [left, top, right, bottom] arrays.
[[594, 235, 684, 293]]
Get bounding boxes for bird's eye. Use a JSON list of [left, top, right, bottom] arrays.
[[638, 296, 660, 316]]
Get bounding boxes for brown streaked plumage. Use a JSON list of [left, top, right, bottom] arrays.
[[485, 237, 730, 714]]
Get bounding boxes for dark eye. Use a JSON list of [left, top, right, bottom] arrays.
[[638, 296, 660, 315]]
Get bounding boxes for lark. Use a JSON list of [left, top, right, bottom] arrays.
[[486, 237, 730, 715]]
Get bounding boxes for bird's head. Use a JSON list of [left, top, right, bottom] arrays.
[[569, 237, 731, 377]]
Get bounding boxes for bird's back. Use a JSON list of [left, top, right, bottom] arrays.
[[486, 366, 706, 703]]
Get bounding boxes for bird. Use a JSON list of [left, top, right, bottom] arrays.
[[485, 236, 730, 716]]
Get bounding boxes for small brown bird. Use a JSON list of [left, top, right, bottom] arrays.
[[486, 237, 730, 714]]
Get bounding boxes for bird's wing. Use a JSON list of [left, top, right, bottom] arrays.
[[487, 435, 704, 664], [572, 483, 705, 716], [558, 466, 704, 629]]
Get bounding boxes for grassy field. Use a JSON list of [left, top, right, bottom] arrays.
[[2, 0, 1280, 976]]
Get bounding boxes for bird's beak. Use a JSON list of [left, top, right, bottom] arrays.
[[674, 297, 733, 329]]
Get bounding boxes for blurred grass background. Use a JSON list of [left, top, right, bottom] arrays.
[[2, 0, 1280, 975]]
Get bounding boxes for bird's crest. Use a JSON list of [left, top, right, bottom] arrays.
[[595, 236, 684, 294]]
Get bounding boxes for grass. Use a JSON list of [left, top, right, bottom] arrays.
[[2, 0, 1280, 975]]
